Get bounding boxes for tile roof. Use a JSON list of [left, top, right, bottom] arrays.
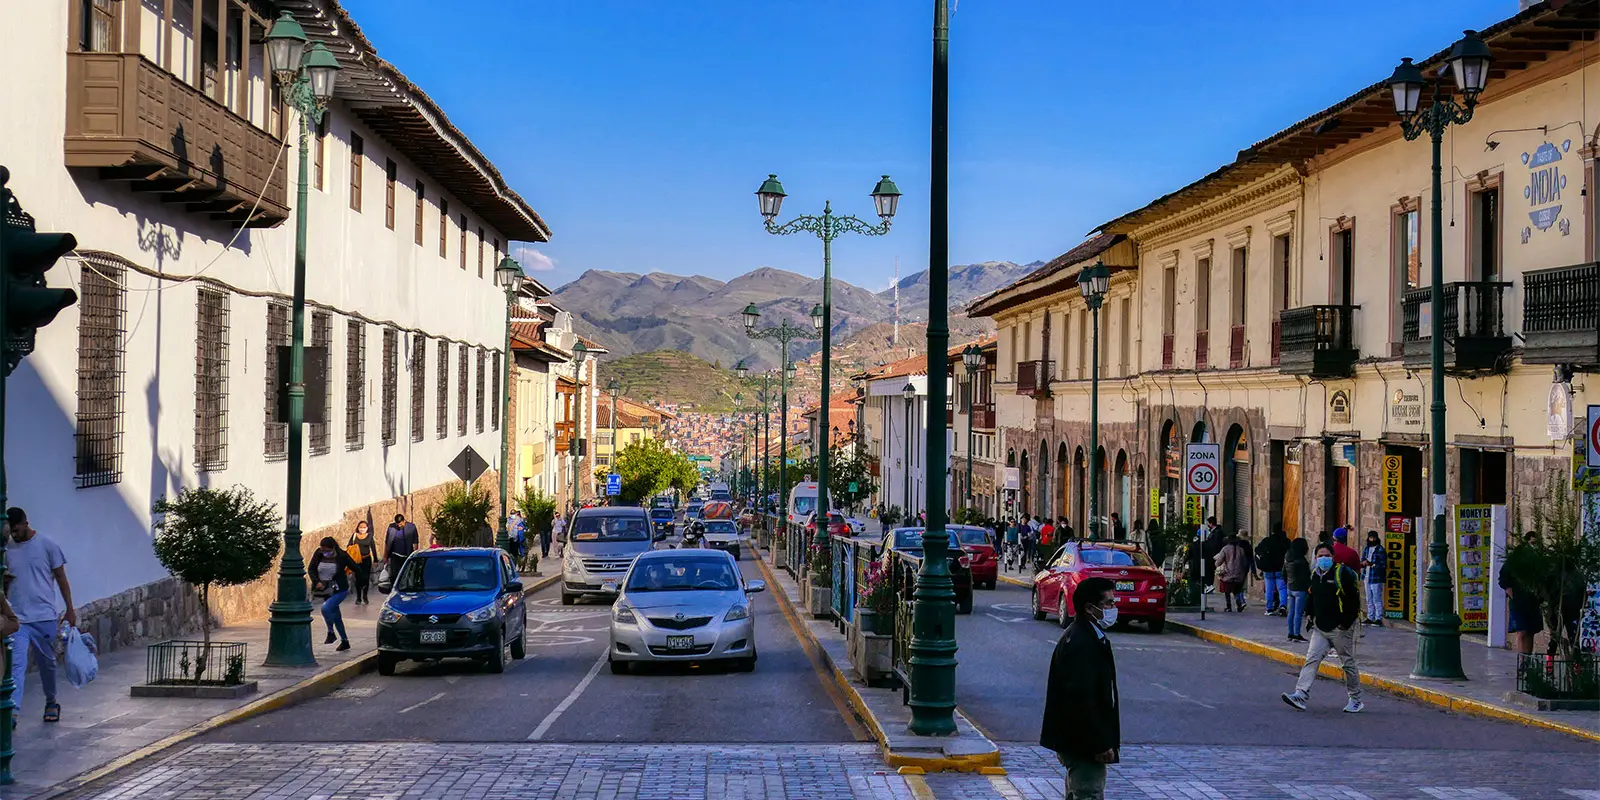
[[854, 353, 928, 382], [966, 233, 1124, 317]]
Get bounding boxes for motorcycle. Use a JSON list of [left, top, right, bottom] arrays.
[[679, 522, 706, 549]]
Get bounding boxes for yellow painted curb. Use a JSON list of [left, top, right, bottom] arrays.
[[997, 574, 1034, 589], [1167, 620, 1600, 744]]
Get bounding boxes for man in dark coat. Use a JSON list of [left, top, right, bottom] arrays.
[[1040, 576, 1120, 799], [1199, 516, 1227, 591]]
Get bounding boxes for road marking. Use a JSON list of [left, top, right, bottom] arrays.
[[1560, 791, 1600, 799], [527, 650, 607, 741], [1152, 682, 1217, 709], [983, 612, 1029, 624], [903, 772, 936, 800], [987, 774, 1026, 800], [1421, 790, 1518, 799], [399, 692, 446, 714]]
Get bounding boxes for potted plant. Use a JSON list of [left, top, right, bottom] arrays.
[[1503, 474, 1600, 706], [425, 480, 494, 547], [138, 486, 279, 698], [857, 558, 895, 636]]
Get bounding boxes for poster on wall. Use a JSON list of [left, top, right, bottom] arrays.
[[1149, 488, 1160, 519], [1381, 455, 1403, 514], [1184, 494, 1203, 525], [1383, 514, 1413, 620], [1453, 504, 1494, 633]]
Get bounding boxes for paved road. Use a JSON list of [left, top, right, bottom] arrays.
[[206, 558, 863, 744], [957, 578, 1600, 755]]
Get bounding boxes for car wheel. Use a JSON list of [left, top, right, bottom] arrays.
[[609, 657, 629, 675], [376, 652, 398, 676], [561, 592, 575, 606], [483, 631, 507, 674], [1148, 618, 1166, 634], [958, 591, 973, 615], [510, 618, 527, 660], [1058, 595, 1072, 629], [1031, 589, 1046, 621]]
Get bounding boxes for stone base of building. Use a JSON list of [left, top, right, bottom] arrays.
[[77, 577, 208, 657]]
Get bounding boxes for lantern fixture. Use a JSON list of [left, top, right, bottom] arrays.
[[494, 256, 523, 289], [902, 382, 917, 401], [756, 174, 787, 220], [870, 175, 902, 220], [1447, 29, 1492, 100], [810, 303, 824, 332], [1387, 57, 1425, 118], [742, 303, 761, 331], [264, 11, 308, 80]]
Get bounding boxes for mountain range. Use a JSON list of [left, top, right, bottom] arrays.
[[553, 261, 1037, 370]]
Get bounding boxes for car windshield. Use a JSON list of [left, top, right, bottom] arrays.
[[951, 527, 991, 546], [1079, 548, 1155, 567], [793, 496, 816, 516], [650, 510, 673, 519], [626, 557, 740, 592], [892, 528, 956, 552], [395, 555, 499, 593], [703, 521, 737, 534], [570, 514, 650, 542]]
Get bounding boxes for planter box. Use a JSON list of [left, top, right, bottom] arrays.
[[847, 622, 895, 686], [131, 680, 259, 699], [808, 581, 832, 619], [140, 639, 254, 697], [857, 609, 892, 636], [774, 543, 789, 570]]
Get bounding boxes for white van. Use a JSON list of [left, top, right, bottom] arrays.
[[787, 482, 819, 531]]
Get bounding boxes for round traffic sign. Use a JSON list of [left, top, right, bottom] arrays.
[[1187, 461, 1218, 494], [1590, 412, 1600, 461]]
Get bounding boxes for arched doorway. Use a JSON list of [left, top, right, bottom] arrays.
[[1037, 439, 1051, 519], [1115, 450, 1130, 537], [1056, 442, 1070, 524], [1094, 446, 1108, 537], [1159, 420, 1181, 527], [1224, 424, 1252, 537], [1135, 464, 1148, 529], [1072, 446, 1087, 535], [1019, 450, 1031, 519]]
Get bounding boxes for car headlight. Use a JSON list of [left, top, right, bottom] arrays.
[[724, 604, 750, 622], [378, 606, 402, 624], [465, 603, 498, 623], [613, 603, 636, 624]]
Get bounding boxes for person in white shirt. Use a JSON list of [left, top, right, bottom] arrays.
[[4, 507, 75, 724]]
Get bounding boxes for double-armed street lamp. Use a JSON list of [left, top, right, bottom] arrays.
[[494, 256, 526, 554], [1080, 261, 1110, 539], [741, 304, 817, 563], [1385, 30, 1492, 681], [606, 377, 622, 485], [960, 344, 982, 511], [754, 174, 899, 558], [734, 360, 774, 517], [263, 11, 341, 668]]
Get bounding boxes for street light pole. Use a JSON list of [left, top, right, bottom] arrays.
[[1081, 262, 1110, 541], [902, 383, 916, 516], [1386, 31, 1491, 681], [742, 306, 819, 561], [607, 378, 621, 495], [962, 345, 981, 513], [263, 12, 340, 668], [569, 341, 591, 513], [494, 257, 525, 554]]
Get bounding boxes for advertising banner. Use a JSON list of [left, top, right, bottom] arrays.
[[1149, 487, 1160, 518], [1381, 455, 1403, 514], [1383, 514, 1413, 620], [1184, 494, 1203, 525], [1453, 504, 1493, 632]]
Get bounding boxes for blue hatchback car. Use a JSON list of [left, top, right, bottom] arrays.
[[376, 547, 527, 675]]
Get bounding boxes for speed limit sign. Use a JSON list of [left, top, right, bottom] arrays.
[[1185, 443, 1221, 496]]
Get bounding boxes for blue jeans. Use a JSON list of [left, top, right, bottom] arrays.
[[1263, 571, 1287, 611], [321, 588, 350, 643], [8, 621, 60, 713], [1286, 590, 1309, 637]]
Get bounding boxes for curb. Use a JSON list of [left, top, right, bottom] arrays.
[[39, 571, 565, 799], [753, 554, 1002, 773]]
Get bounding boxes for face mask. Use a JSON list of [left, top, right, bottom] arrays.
[[1315, 556, 1334, 571], [1095, 604, 1118, 629]]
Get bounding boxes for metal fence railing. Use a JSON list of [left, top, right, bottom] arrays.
[[890, 551, 922, 694]]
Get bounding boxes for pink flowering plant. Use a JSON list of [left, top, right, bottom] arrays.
[[858, 558, 895, 615]]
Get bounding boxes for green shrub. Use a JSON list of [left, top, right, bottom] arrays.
[[425, 481, 494, 547]]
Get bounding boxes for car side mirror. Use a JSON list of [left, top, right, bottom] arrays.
[[745, 579, 766, 594], [601, 580, 619, 594], [506, 580, 524, 594]]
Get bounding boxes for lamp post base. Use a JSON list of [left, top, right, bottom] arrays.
[[264, 600, 316, 667]]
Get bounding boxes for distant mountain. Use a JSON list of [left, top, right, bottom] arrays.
[[880, 261, 1043, 321], [603, 350, 745, 413]]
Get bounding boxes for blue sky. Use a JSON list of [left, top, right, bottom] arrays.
[[342, 0, 1513, 291]]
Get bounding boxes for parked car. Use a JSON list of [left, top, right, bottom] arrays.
[[376, 547, 527, 675], [948, 524, 998, 590], [562, 506, 664, 605], [1030, 541, 1167, 632], [606, 549, 765, 673], [881, 527, 973, 614]]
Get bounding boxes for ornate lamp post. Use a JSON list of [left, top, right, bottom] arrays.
[[902, 382, 916, 517], [263, 11, 341, 668], [1386, 30, 1491, 681], [742, 305, 819, 563], [569, 340, 591, 511], [494, 256, 525, 554], [961, 344, 982, 511], [755, 173, 898, 554], [1080, 261, 1110, 539]]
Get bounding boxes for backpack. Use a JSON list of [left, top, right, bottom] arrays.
[[346, 541, 366, 564]]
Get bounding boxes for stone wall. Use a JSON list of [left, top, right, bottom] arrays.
[[77, 576, 207, 655]]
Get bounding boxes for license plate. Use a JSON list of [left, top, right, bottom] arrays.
[[1115, 581, 1136, 592], [420, 629, 447, 644], [666, 635, 695, 651]]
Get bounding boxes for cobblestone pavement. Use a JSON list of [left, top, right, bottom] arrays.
[[54, 743, 1600, 800]]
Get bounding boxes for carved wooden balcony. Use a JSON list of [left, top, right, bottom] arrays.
[[1522, 263, 1599, 368], [1402, 282, 1513, 373], [1277, 305, 1358, 379]]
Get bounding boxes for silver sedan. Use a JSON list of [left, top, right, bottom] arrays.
[[604, 549, 764, 674]]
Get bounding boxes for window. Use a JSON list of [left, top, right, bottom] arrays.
[[1469, 184, 1501, 281], [80, 0, 119, 52], [346, 320, 366, 449], [1230, 247, 1248, 326], [439, 199, 449, 258], [1162, 265, 1176, 335], [1119, 298, 1131, 377], [1331, 225, 1354, 306], [1195, 258, 1211, 330], [411, 333, 427, 443], [348, 134, 364, 212], [264, 302, 290, 459], [1076, 312, 1087, 379], [491, 351, 501, 430], [381, 328, 398, 446], [195, 289, 230, 472], [310, 311, 332, 455], [75, 259, 125, 488], [477, 227, 486, 278], [457, 344, 469, 435], [475, 348, 486, 433], [1272, 233, 1293, 312], [414, 181, 426, 246], [384, 159, 397, 230], [460, 214, 469, 270], [312, 116, 327, 191], [1392, 200, 1422, 349], [437, 340, 450, 439]]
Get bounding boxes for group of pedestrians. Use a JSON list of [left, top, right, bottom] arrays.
[[307, 513, 420, 652]]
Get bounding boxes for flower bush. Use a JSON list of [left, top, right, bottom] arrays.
[[858, 558, 895, 615], [808, 538, 833, 586]]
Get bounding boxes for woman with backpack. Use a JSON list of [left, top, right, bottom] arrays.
[[309, 537, 359, 651], [346, 521, 378, 605]]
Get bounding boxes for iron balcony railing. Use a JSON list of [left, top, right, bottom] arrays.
[[1522, 262, 1599, 366], [1277, 305, 1359, 378], [1401, 281, 1512, 343]]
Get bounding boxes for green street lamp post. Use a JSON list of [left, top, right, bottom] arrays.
[[742, 305, 818, 565], [1386, 30, 1491, 681], [755, 173, 898, 557], [1080, 262, 1110, 540], [961, 344, 981, 511], [909, 0, 957, 738], [494, 256, 525, 554], [902, 382, 916, 516], [263, 11, 341, 668], [569, 340, 591, 512], [737, 360, 774, 527]]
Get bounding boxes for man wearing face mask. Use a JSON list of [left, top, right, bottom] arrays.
[[1282, 542, 1364, 713], [1040, 576, 1120, 799]]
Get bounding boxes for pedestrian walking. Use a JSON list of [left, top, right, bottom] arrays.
[[1040, 576, 1121, 800], [1199, 517, 1226, 592], [1255, 526, 1290, 615], [384, 513, 419, 586], [1282, 542, 1364, 713], [1040, 518, 1056, 552], [1330, 529, 1361, 571], [3, 507, 75, 724], [552, 512, 568, 556], [346, 520, 378, 605], [1284, 537, 1311, 642], [1501, 531, 1543, 655], [1110, 512, 1127, 542], [537, 510, 554, 558], [1360, 530, 1387, 625], [1213, 532, 1249, 612], [309, 537, 360, 652], [1144, 518, 1165, 569], [1004, 518, 1021, 572]]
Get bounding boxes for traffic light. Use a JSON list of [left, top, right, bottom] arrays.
[[1, 167, 78, 376]]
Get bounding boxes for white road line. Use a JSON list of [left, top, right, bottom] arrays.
[[1152, 682, 1218, 709], [527, 650, 608, 741], [398, 692, 446, 714]]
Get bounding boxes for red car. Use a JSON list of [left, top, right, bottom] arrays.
[[1031, 541, 1167, 632], [948, 524, 998, 589], [805, 511, 851, 538]]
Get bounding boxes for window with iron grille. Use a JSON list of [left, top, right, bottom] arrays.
[[74, 259, 125, 488], [381, 328, 398, 446], [457, 344, 469, 436], [491, 351, 501, 431], [195, 288, 230, 472], [439, 199, 449, 258], [411, 333, 427, 442], [459, 214, 469, 270], [349, 133, 363, 212], [310, 311, 332, 455], [437, 340, 450, 439], [475, 348, 486, 433], [346, 320, 366, 450], [264, 302, 290, 460]]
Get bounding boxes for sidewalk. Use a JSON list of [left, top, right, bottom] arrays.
[[0, 603, 380, 800]]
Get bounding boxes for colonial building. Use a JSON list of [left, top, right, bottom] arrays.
[[948, 339, 999, 517], [595, 395, 674, 470], [853, 354, 946, 518], [1, 0, 550, 646]]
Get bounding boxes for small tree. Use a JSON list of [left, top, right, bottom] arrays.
[[425, 481, 494, 547], [1503, 472, 1600, 663], [880, 505, 904, 528], [517, 487, 557, 543], [151, 486, 281, 676]]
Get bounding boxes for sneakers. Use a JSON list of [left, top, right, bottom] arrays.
[[1264, 608, 1276, 616], [1239, 600, 1248, 611], [335, 640, 352, 652], [1277, 608, 1288, 617], [1343, 699, 1365, 713], [324, 630, 337, 644], [1281, 691, 1308, 711]]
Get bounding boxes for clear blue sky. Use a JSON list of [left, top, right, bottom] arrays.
[[342, 0, 1513, 290]]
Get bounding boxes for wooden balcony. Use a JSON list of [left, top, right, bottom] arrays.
[[1194, 330, 1208, 370], [1229, 324, 1246, 369], [1161, 334, 1174, 370], [971, 404, 995, 430], [1402, 282, 1514, 373], [1015, 359, 1054, 398], [1522, 262, 1599, 367], [1277, 305, 1358, 378], [64, 52, 289, 228], [555, 420, 575, 453]]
